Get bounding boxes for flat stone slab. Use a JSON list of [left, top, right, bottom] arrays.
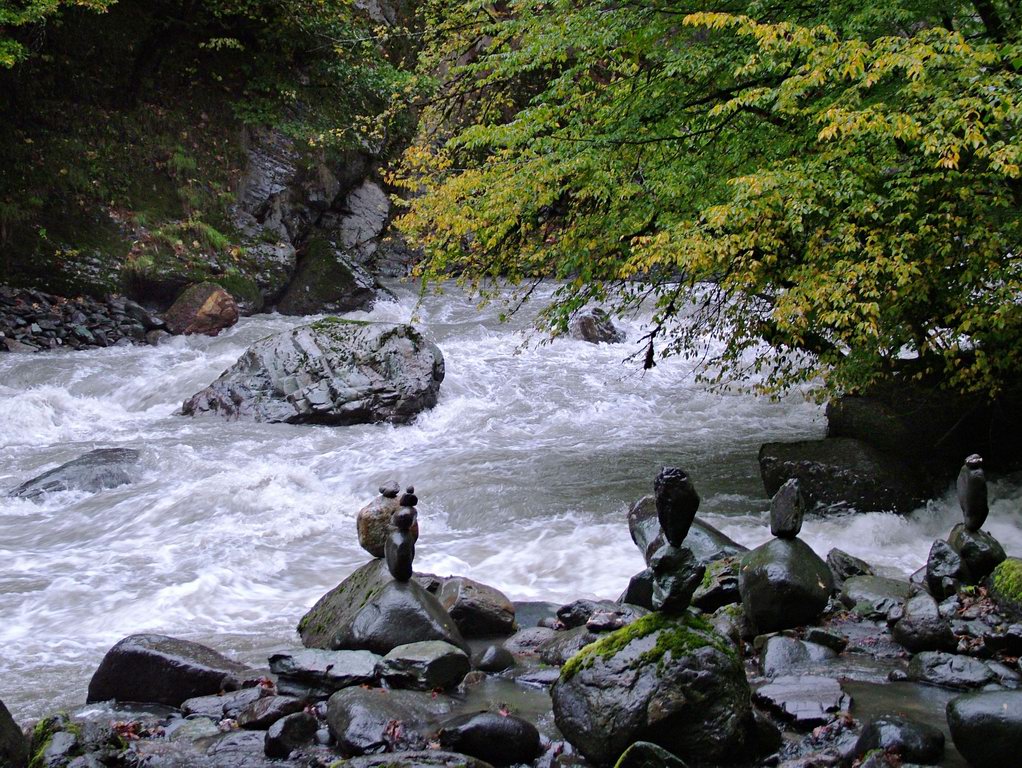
[[753, 675, 852, 728]]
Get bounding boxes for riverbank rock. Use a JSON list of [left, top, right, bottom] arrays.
[[906, 652, 999, 689], [840, 576, 912, 619], [569, 308, 624, 343], [9, 447, 141, 499], [87, 634, 253, 707], [382, 641, 470, 690], [268, 649, 382, 699], [946, 690, 1022, 767], [436, 712, 541, 766], [948, 523, 1006, 581], [628, 495, 746, 565], [182, 319, 444, 425], [297, 560, 467, 654], [0, 698, 27, 768], [438, 577, 516, 637], [926, 540, 971, 599], [163, 282, 239, 336], [989, 558, 1022, 619], [551, 612, 753, 765], [739, 538, 833, 633], [849, 714, 944, 765], [758, 438, 933, 513], [752, 676, 850, 728], [326, 687, 453, 755], [264, 711, 318, 758], [826, 549, 875, 586], [892, 593, 956, 652]]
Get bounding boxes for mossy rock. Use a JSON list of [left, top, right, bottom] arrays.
[[276, 237, 382, 315], [989, 557, 1022, 620], [552, 612, 752, 766]]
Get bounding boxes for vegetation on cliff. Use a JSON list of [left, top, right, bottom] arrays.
[[398, 0, 1022, 399]]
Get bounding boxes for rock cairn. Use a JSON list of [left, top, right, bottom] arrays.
[[386, 487, 418, 581]]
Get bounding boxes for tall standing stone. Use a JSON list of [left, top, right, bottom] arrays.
[[957, 454, 988, 532], [653, 466, 699, 547], [770, 478, 806, 539]]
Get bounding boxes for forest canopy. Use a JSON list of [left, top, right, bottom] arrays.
[[397, 0, 1022, 399]]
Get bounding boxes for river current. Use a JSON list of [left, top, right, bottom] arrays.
[[2, 282, 1020, 721]]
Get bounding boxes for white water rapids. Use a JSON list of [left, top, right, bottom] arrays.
[[1, 282, 1020, 721]]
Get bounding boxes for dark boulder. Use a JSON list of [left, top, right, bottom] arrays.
[[948, 523, 1006, 581], [325, 687, 453, 755], [551, 613, 753, 765], [946, 690, 1022, 767], [739, 538, 833, 633], [163, 283, 239, 336], [268, 648, 381, 698], [381, 641, 470, 691], [628, 495, 746, 565], [691, 556, 741, 612], [907, 652, 997, 689], [0, 698, 27, 768], [438, 577, 516, 637], [436, 712, 541, 766], [752, 675, 850, 729], [649, 545, 705, 613], [237, 695, 307, 730], [264, 711, 318, 758], [502, 627, 556, 655], [927, 540, 971, 600], [472, 645, 515, 673], [182, 319, 444, 425], [568, 308, 624, 344], [840, 576, 912, 619], [892, 593, 956, 653], [826, 548, 875, 586], [297, 560, 466, 655], [849, 714, 944, 765], [10, 448, 140, 500], [758, 438, 933, 513], [539, 626, 599, 666], [86, 634, 253, 707], [769, 478, 807, 539]]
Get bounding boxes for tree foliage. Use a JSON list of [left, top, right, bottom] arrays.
[[397, 0, 1022, 398]]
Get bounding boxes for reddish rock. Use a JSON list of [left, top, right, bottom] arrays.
[[164, 283, 239, 336]]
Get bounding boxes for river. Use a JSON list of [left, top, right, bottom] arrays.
[[1, 281, 1020, 721]]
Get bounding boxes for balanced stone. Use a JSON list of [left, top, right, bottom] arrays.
[[648, 544, 705, 613], [769, 478, 807, 539], [957, 454, 988, 531], [358, 482, 417, 558], [739, 538, 833, 633], [653, 466, 700, 547], [386, 489, 417, 582], [948, 522, 1006, 581]]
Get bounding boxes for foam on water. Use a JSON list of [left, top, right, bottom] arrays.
[[1, 281, 1020, 721]]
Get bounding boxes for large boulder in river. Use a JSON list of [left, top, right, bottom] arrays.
[[628, 495, 746, 565], [0, 698, 27, 768], [739, 538, 833, 633], [182, 319, 444, 425], [9, 448, 140, 500], [758, 437, 934, 513], [86, 634, 254, 707], [297, 560, 467, 654], [946, 690, 1022, 767], [163, 282, 239, 336], [551, 612, 754, 765], [569, 308, 624, 344]]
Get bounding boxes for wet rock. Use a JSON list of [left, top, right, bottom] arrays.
[[237, 695, 307, 729], [183, 320, 444, 426], [357, 488, 408, 558], [760, 636, 837, 677], [841, 576, 913, 618], [628, 495, 746, 566], [385, 501, 417, 582], [325, 687, 453, 755], [947, 523, 1006, 581], [770, 479, 807, 539], [472, 645, 514, 673], [946, 690, 1022, 767], [297, 560, 467, 655], [163, 283, 239, 336], [437, 712, 541, 766], [989, 558, 1022, 620], [612, 741, 689, 768], [758, 438, 932, 514], [10, 448, 141, 500], [849, 714, 944, 765], [926, 540, 971, 600], [826, 549, 875, 586], [86, 634, 252, 707], [752, 676, 851, 729], [551, 613, 753, 765], [181, 687, 264, 720], [691, 556, 740, 612], [805, 628, 848, 653], [268, 648, 381, 698], [336, 751, 495, 768], [264, 711, 317, 758], [276, 239, 384, 316], [568, 308, 624, 344], [907, 652, 997, 689], [557, 600, 647, 630], [649, 545, 705, 613], [167, 717, 221, 743], [892, 594, 956, 653], [957, 454, 988, 532], [503, 627, 557, 655], [539, 626, 599, 666], [382, 641, 470, 691], [438, 577, 516, 637], [739, 538, 833, 633], [0, 697, 27, 768], [619, 569, 655, 610], [653, 467, 700, 548]]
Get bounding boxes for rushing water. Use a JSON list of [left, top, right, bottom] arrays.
[[1, 281, 1020, 722]]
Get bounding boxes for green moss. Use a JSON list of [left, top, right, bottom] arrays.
[[560, 611, 734, 681], [992, 558, 1022, 603], [28, 715, 82, 768], [217, 271, 263, 309]]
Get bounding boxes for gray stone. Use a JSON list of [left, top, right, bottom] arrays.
[[849, 714, 944, 765], [907, 652, 997, 689], [760, 636, 837, 677], [357, 492, 406, 558], [568, 308, 624, 344], [181, 687, 264, 720], [10, 448, 141, 500], [957, 454, 988, 531], [472, 645, 515, 673], [826, 548, 875, 586], [268, 648, 381, 696], [237, 695, 307, 729], [653, 467, 699, 547], [326, 687, 454, 755], [334, 752, 494, 768], [752, 675, 851, 728], [692, 557, 741, 612], [770, 479, 807, 538], [438, 577, 516, 637], [182, 320, 444, 426], [649, 544, 705, 613], [539, 626, 599, 666], [927, 540, 970, 600], [840, 576, 913, 618], [892, 594, 957, 653], [739, 538, 833, 633], [382, 641, 470, 690], [557, 599, 648, 630]]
